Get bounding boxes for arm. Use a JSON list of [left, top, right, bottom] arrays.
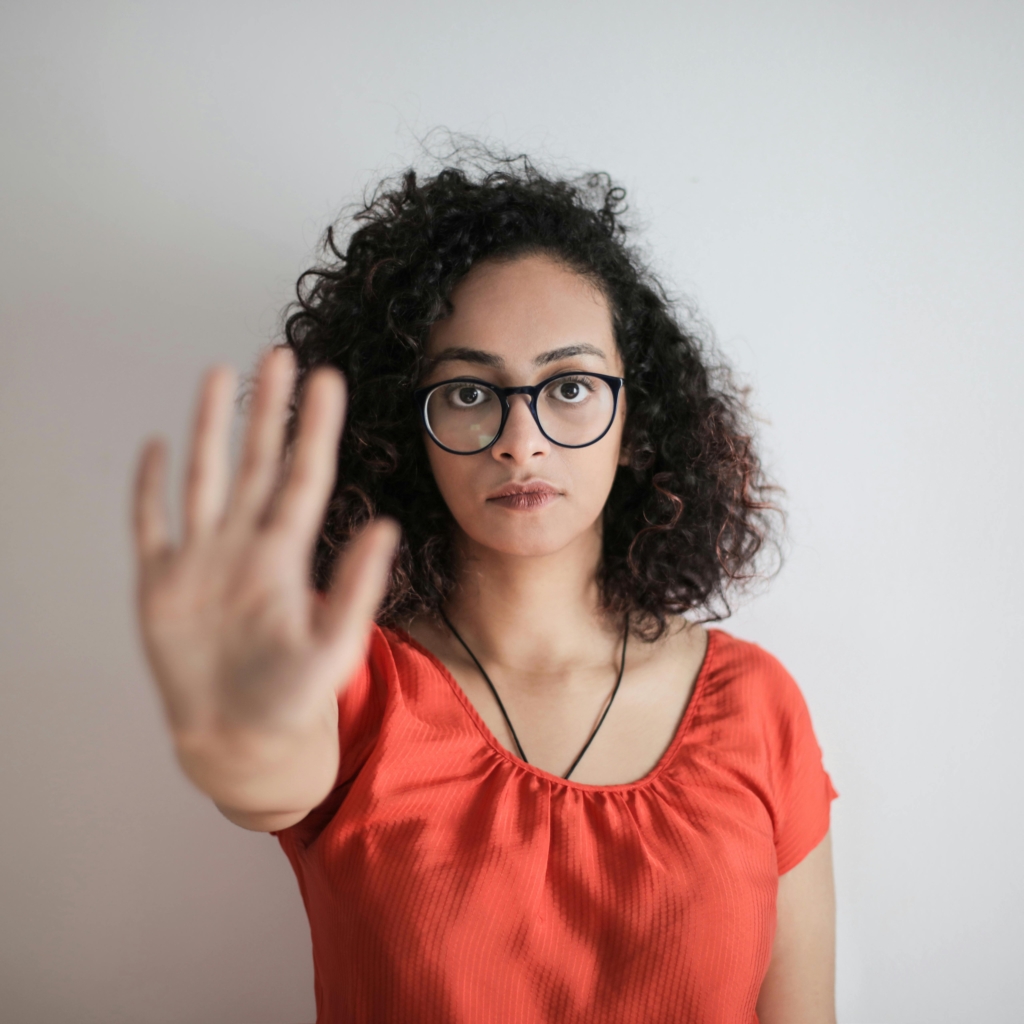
[[756, 830, 836, 1024], [201, 690, 340, 833], [133, 348, 397, 834]]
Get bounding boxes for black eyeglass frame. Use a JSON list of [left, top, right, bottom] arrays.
[[414, 370, 625, 455]]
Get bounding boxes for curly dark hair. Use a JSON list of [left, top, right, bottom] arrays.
[[282, 148, 783, 640]]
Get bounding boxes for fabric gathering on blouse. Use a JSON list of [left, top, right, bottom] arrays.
[[272, 624, 838, 1024]]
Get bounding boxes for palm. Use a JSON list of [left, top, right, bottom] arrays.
[[133, 348, 398, 745]]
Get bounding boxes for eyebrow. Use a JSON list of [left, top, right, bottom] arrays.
[[534, 343, 607, 366], [427, 343, 608, 371]]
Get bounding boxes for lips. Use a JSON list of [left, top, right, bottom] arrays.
[[486, 481, 561, 511]]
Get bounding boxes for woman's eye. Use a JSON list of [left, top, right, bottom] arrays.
[[447, 384, 487, 407], [549, 377, 593, 403]]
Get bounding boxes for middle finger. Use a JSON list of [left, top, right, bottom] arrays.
[[226, 347, 296, 526]]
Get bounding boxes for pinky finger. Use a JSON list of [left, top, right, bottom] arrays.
[[134, 437, 172, 563]]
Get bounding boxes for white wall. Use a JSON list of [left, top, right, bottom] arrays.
[[1, 2, 1021, 1021]]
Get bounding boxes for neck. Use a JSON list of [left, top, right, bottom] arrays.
[[444, 525, 620, 675]]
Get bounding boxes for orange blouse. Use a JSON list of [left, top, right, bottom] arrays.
[[273, 625, 837, 1024]]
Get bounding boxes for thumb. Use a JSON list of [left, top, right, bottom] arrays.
[[316, 518, 401, 681]]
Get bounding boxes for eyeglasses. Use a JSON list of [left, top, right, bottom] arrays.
[[414, 370, 625, 455]]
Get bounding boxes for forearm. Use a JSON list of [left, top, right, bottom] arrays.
[[173, 698, 340, 817]]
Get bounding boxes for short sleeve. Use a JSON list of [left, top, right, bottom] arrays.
[[270, 624, 390, 849], [760, 653, 839, 874]]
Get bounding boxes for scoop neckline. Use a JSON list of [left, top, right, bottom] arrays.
[[386, 623, 720, 793]]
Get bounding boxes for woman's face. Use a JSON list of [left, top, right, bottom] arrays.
[[420, 253, 627, 559]]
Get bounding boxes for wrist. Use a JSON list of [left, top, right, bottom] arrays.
[[173, 714, 338, 812]]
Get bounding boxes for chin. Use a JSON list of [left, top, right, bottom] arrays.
[[481, 534, 571, 558], [457, 507, 601, 559]]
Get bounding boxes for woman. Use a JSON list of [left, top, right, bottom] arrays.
[[133, 155, 838, 1023]]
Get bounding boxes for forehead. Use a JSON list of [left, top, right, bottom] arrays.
[[426, 253, 619, 371]]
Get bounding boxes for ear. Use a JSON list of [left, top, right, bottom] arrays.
[[617, 442, 631, 467]]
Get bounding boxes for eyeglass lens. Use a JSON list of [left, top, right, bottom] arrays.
[[424, 375, 616, 453]]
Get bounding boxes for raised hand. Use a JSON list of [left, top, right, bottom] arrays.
[[132, 348, 398, 814]]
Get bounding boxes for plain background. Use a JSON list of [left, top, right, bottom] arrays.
[[1, 2, 1021, 1021]]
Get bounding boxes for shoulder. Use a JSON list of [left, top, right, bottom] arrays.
[[639, 617, 803, 711], [704, 628, 801, 695], [355, 621, 466, 716], [703, 629, 832, 790], [695, 630, 837, 857], [372, 620, 453, 681], [694, 628, 817, 740], [335, 623, 438, 719]]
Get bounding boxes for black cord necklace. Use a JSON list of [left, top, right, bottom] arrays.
[[439, 609, 629, 781]]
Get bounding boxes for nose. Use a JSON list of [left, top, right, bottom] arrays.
[[490, 394, 550, 463]]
